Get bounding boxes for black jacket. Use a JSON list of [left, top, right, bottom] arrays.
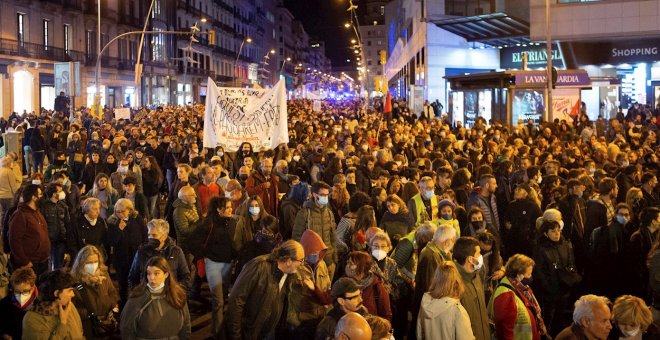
[[106, 215, 147, 274], [128, 237, 191, 290], [196, 216, 236, 263], [355, 166, 372, 194], [39, 199, 70, 243], [505, 198, 542, 257], [67, 212, 108, 256], [533, 236, 577, 301], [224, 254, 293, 340]]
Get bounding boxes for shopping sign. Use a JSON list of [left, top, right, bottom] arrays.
[[515, 71, 590, 87], [203, 77, 289, 151]]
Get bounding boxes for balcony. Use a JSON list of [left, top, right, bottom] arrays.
[[0, 38, 86, 62], [177, 64, 215, 77], [84, 54, 137, 70]]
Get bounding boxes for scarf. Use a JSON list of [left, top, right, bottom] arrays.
[[510, 277, 549, 337]]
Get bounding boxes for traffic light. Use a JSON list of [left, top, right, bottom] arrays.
[[379, 50, 386, 65], [209, 30, 216, 45]]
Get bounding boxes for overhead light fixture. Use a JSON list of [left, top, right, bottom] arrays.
[[344, 22, 351, 28]]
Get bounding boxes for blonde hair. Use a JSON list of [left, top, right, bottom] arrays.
[[504, 254, 535, 277], [612, 295, 653, 331], [114, 198, 138, 218], [369, 231, 392, 249], [428, 261, 464, 299], [70, 245, 109, 281]]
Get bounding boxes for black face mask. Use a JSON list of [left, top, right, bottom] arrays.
[[55, 159, 65, 166], [145, 238, 161, 249], [471, 221, 484, 230], [238, 174, 248, 181]]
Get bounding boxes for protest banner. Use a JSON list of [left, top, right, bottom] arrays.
[[313, 100, 322, 112], [203, 78, 288, 151], [114, 107, 131, 120]]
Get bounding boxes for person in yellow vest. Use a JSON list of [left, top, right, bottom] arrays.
[[437, 199, 461, 237], [407, 176, 438, 226], [488, 254, 550, 340]]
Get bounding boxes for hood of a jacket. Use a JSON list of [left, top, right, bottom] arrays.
[[420, 295, 462, 319], [300, 230, 328, 259]]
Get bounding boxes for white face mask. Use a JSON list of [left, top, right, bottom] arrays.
[[621, 327, 640, 338], [473, 254, 484, 271], [147, 282, 165, 293], [58, 191, 66, 201], [249, 207, 260, 216], [559, 220, 564, 230], [84, 262, 99, 275], [537, 176, 543, 184], [293, 155, 301, 162], [372, 249, 387, 261], [225, 191, 233, 200], [14, 292, 32, 306], [118, 165, 128, 173]]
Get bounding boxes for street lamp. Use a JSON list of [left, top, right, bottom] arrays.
[[281, 57, 291, 73], [201, 18, 207, 23], [351, 39, 356, 44], [270, 49, 276, 54], [344, 22, 351, 28], [234, 36, 252, 86]]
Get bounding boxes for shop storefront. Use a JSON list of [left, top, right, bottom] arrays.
[[446, 69, 591, 126]]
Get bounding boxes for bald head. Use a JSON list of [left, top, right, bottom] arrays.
[[178, 185, 196, 204], [334, 312, 372, 340]]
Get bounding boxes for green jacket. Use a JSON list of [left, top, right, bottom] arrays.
[[413, 242, 449, 311], [456, 261, 490, 340], [172, 199, 200, 251], [22, 304, 84, 340], [292, 200, 337, 262]]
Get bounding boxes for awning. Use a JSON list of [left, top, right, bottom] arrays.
[[431, 13, 530, 48]]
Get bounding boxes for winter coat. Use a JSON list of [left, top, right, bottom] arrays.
[[106, 215, 147, 275], [279, 198, 302, 239], [172, 199, 200, 251], [533, 236, 577, 302], [360, 273, 392, 320], [72, 276, 120, 339], [80, 162, 109, 193], [467, 189, 500, 230], [288, 231, 331, 327], [0, 293, 32, 340], [123, 192, 150, 221], [39, 199, 70, 244], [292, 200, 338, 265], [417, 295, 475, 340], [8, 203, 50, 268], [196, 216, 236, 263], [141, 167, 163, 198], [128, 237, 191, 291], [505, 198, 542, 257], [67, 212, 107, 257], [224, 254, 293, 340], [0, 166, 21, 200], [22, 303, 84, 340], [110, 171, 142, 196], [456, 263, 490, 340], [245, 171, 279, 217], [414, 243, 450, 315], [119, 287, 191, 339], [381, 211, 415, 242]]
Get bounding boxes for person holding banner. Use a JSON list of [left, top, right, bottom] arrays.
[[246, 158, 279, 217]]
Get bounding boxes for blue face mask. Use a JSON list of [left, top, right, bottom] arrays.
[[317, 195, 329, 206], [423, 190, 434, 200], [306, 254, 319, 265], [441, 213, 452, 220]]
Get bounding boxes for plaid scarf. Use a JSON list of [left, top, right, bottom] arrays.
[[510, 277, 549, 337]]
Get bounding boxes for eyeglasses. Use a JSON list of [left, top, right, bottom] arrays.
[[292, 258, 305, 265], [343, 293, 361, 301]]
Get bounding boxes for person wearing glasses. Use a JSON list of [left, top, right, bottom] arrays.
[[0, 266, 38, 340], [316, 277, 369, 340], [224, 239, 304, 340]]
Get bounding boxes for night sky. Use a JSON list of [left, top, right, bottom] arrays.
[[283, 0, 355, 70]]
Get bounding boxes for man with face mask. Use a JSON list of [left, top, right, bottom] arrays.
[[0, 266, 38, 340], [110, 158, 141, 196], [453, 236, 490, 340], [286, 230, 332, 337], [246, 158, 279, 217], [39, 183, 70, 270], [292, 181, 338, 280], [127, 219, 191, 291], [467, 175, 501, 231], [44, 151, 73, 183], [407, 176, 439, 226]]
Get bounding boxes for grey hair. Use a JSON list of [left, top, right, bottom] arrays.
[[114, 198, 136, 216], [573, 295, 610, 324], [415, 222, 437, 244], [433, 224, 457, 242], [81, 197, 101, 214], [147, 219, 170, 234]]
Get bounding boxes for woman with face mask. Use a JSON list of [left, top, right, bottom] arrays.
[[22, 270, 83, 339], [489, 254, 550, 340], [368, 232, 412, 340], [236, 215, 282, 273], [532, 220, 580, 337], [120, 256, 191, 339], [70, 245, 120, 338], [0, 266, 38, 340], [343, 251, 392, 321], [610, 295, 660, 339], [234, 195, 271, 255]]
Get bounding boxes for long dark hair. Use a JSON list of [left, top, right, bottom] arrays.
[[130, 256, 186, 309], [143, 155, 164, 185]]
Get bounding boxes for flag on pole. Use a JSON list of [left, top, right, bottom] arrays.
[[383, 91, 392, 113]]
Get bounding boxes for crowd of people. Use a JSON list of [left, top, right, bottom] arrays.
[[0, 96, 658, 340]]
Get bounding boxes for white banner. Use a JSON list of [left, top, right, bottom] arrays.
[[203, 78, 288, 151], [313, 100, 322, 112], [114, 108, 131, 120]]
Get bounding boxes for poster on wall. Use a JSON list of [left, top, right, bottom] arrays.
[[478, 90, 492, 124], [54, 62, 73, 96], [464, 92, 478, 128], [551, 88, 580, 122], [512, 89, 544, 125], [451, 92, 464, 125]]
